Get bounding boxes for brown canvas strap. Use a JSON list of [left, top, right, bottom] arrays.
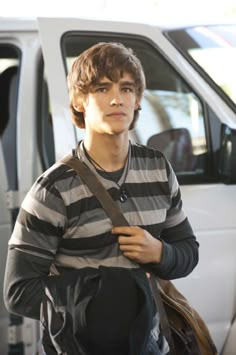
[[61, 154, 129, 227], [61, 153, 176, 354]]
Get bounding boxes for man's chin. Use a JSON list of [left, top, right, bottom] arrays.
[[105, 123, 131, 135]]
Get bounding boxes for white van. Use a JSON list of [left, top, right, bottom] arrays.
[[1, 17, 236, 354]]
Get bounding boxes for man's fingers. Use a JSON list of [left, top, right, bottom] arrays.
[[118, 236, 137, 244], [112, 226, 138, 236], [123, 251, 139, 260], [119, 244, 141, 252]]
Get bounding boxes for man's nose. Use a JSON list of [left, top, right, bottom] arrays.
[[110, 91, 123, 106]]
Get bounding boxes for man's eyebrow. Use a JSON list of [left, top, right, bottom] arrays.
[[92, 80, 136, 88], [94, 81, 111, 87], [120, 81, 135, 86]]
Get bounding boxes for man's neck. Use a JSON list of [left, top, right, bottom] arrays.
[[83, 134, 130, 172]]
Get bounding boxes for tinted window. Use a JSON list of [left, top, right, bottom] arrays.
[[165, 25, 236, 108], [0, 45, 20, 190], [36, 60, 55, 170]]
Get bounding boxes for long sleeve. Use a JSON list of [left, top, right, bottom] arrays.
[[4, 168, 67, 319], [4, 249, 53, 319], [145, 217, 199, 279], [144, 159, 199, 279], [3, 248, 99, 320]]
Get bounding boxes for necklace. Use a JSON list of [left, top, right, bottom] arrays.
[[82, 143, 129, 203]]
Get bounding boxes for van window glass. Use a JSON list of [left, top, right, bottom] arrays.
[[0, 45, 20, 190], [165, 25, 236, 108], [36, 61, 55, 170], [61, 34, 208, 184]]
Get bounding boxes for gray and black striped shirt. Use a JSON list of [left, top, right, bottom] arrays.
[[5, 141, 199, 320]]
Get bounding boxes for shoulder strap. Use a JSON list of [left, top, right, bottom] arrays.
[[61, 154, 129, 227], [60, 152, 176, 354]]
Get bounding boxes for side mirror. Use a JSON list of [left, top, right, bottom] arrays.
[[218, 124, 236, 183]]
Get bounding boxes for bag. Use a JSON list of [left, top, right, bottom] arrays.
[[152, 278, 218, 355], [61, 153, 218, 355]]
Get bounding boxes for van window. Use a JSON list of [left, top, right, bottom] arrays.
[[36, 60, 55, 170], [165, 25, 236, 109], [0, 45, 20, 191], [61, 33, 209, 184]]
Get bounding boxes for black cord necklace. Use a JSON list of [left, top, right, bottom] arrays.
[[83, 143, 129, 203]]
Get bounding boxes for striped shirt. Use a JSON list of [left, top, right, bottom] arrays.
[[9, 141, 187, 271], [5, 140, 198, 343]]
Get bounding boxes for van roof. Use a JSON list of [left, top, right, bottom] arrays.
[[0, 17, 38, 32], [1, 16, 234, 33]]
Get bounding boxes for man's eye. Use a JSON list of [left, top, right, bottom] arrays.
[[122, 87, 133, 93], [96, 87, 107, 93]]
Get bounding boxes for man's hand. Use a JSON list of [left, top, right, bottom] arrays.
[[112, 226, 163, 264]]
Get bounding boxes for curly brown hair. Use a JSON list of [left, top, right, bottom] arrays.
[[67, 42, 146, 129]]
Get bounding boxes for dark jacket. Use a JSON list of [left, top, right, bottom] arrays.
[[40, 266, 164, 355]]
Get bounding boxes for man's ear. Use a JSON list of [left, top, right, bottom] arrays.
[[135, 100, 141, 111], [73, 103, 85, 113], [73, 94, 88, 112]]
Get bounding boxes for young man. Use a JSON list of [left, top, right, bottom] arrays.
[[4, 42, 199, 354]]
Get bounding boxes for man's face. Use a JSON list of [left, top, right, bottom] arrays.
[[77, 72, 139, 136]]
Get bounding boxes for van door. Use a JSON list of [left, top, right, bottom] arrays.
[[0, 43, 21, 355], [0, 25, 55, 354], [38, 17, 236, 353]]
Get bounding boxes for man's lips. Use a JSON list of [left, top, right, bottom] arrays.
[[106, 112, 126, 117]]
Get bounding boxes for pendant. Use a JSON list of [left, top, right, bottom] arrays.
[[119, 188, 128, 203]]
